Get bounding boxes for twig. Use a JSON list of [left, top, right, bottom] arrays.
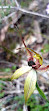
[[0, 6, 16, 9], [0, 75, 11, 78], [0, 95, 13, 103], [1, 103, 17, 110], [14, 79, 24, 86], [4, 89, 24, 94], [0, 80, 9, 86], [0, 6, 49, 19], [0, 60, 16, 66], [19, 7, 49, 19], [15, 0, 20, 7]]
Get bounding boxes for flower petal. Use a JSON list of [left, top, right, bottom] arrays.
[[24, 69, 37, 103], [11, 66, 32, 80]]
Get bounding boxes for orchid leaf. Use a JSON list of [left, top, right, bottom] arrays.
[[24, 69, 37, 103], [11, 66, 32, 80], [36, 82, 49, 103]]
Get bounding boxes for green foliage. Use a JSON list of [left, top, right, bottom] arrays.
[[41, 49, 44, 53], [44, 44, 49, 52], [0, 68, 11, 72], [12, 65, 16, 70], [21, 1, 28, 7], [0, 10, 5, 18], [20, 0, 32, 7], [0, 0, 15, 20], [0, 92, 4, 98], [0, 83, 5, 98], [0, 83, 49, 111], [4, 68, 11, 72], [0, 83, 4, 91], [14, 94, 49, 111], [41, 44, 49, 53], [0, 78, 11, 81], [27, 95, 49, 111], [0, 1, 1, 5]]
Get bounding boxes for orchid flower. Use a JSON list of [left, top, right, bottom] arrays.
[[11, 27, 49, 103], [11, 43, 49, 103]]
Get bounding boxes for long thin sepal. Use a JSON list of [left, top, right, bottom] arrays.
[[11, 66, 32, 80], [24, 69, 37, 103]]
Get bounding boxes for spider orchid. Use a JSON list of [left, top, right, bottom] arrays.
[[11, 26, 49, 103], [11, 38, 49, 103]]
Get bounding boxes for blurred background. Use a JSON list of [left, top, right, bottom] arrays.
[[0, 0, 49, 111]]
